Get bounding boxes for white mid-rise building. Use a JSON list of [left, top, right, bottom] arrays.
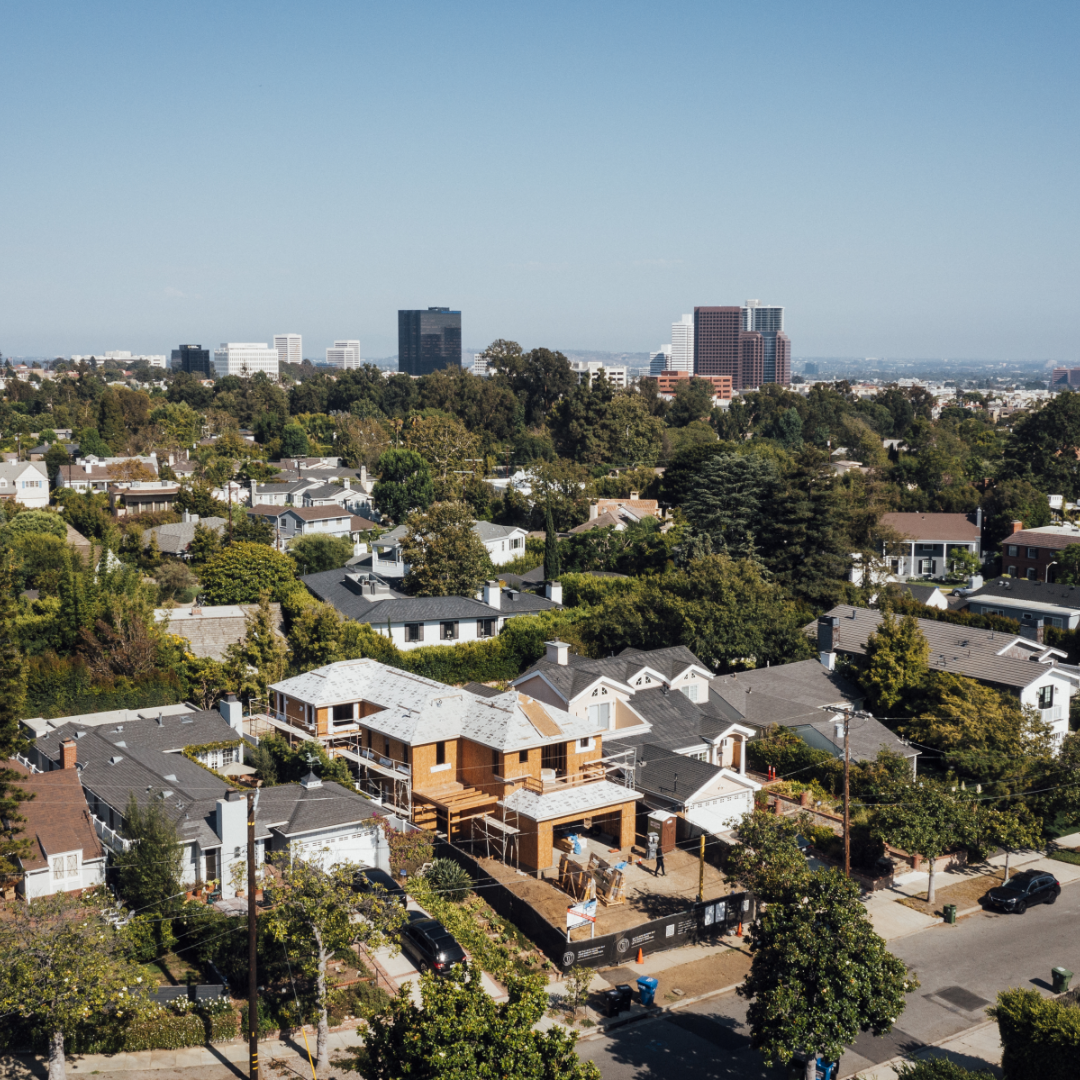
[[325, 341, 362, 369], [670, 314, 694, 373], [273, 334, 302, 368], [471, 352, 493, 377], [649, 345, 672, 375], [70, 351, 167, 368], [214, 343, 280, 379], [569, 360, 628, 389]]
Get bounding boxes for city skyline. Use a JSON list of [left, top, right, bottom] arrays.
[[1, 2, 1077, 362]]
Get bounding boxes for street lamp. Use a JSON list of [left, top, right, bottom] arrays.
[[1046, 560, 1058, 583]]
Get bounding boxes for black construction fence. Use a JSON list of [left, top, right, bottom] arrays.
[[434, 839, 756, 971], [153, 983, 228, 1005]]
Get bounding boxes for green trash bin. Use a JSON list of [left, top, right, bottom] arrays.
[[1052, 967, 1073, 994], [943, 904, 957, 925]]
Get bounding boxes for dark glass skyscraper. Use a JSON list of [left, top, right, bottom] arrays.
[[174, 344, 211, 377], [398, 308, 461, 375]]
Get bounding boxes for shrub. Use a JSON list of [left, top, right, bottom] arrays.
[[1050, 849, 1080, 866], [424, 858, 473, 902], [376, 819, 433, 873], [990, 987, 1080, 1080]]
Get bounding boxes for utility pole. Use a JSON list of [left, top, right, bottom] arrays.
[[247, 788, 260, 1080], [698, 835, 705, 902], [843, 711, 852, 878]]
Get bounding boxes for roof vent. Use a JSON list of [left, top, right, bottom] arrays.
[[164, 774, 177, 782], [109, 755, 123, 765]]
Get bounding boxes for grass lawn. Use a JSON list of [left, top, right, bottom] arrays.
[[148, 951, 205, 986], [897, 867, 1008, 917]]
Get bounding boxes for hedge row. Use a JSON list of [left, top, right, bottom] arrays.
[[992, 987, 1080, 1080]]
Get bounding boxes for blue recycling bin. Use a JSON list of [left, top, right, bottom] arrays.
[[637, 976, 658, 1006]]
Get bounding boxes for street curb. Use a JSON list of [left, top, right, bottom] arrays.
[[847, 1018, 1000, 1079], [575, 978, 747, 1042]]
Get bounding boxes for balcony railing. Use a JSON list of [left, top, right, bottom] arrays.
[[519, 761, 606, 796]]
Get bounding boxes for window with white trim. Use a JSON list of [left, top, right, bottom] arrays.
[[587, 703, 610, 727], [52, 856, 65, 881], [679, 683, 699, 702]]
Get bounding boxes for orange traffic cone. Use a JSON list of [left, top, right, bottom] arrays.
[[636, 948, 644, 964]]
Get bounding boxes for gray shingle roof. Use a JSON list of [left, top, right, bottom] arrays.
[[967, 576, 1080, 611], [270, 659, 601, 752], [256, 780, 380, 837], [156, 603, 285, 661], [143, 517, 226, 555], [633, 743, 727, 802], [604, 686, 715, 755], [811, 606, 1066, 691], [709, 659, 864, 728], [800, 716, 918, 764]]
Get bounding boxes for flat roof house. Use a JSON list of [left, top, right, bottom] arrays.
[[964, 576, 1080, 631], [262, 658, 641, 873]]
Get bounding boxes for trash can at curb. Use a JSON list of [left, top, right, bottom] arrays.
[[1052, 967, 1073, 994], [943, 904, 957, 924], [637, 976, 658, 1007]]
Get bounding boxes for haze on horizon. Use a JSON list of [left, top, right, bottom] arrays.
[[1, 1, 1077, 364]]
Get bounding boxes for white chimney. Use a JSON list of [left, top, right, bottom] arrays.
[[588, 502, 599, 520], [483, 579, 500, 608], [834, 721, 844, 742], [545, 580, 563, 604], [545, 640, 570, 665], [249, 479, 258, 503], [218, 693, 243, 733]]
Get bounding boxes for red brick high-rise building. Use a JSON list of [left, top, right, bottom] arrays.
[[693, 301, 791, 391]]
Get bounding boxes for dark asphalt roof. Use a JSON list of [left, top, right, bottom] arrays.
[[801, 716, 919, 763], [633, 743, 726, 803], [967, 576, 1080, 610], [605, 686, 715, 754], [463, 682, 504, 699], [256, 780, 380, 836]]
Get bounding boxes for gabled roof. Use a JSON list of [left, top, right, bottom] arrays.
[[880, 512, 981, 543], [156, 603, 285, 661], [143, 517, 226, 555], [255, 780, 380, 837], [9, 765, 105, 871], [270, 659, 601, 752], [633, 744, 754, 804], [1001, 525, 1080, 552], [811, 606, 1068, 691], [801, 715, 919, 763], [900, 583, 946, 603], [280, 504, 353, 522], [569, 511, 624, 534], [473, 520, 526, 542]]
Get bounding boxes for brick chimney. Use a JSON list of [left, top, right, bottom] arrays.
[[60, 737, 77, 770], [1010, 520, 1023, 534]]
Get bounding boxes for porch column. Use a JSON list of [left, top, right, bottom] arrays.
[[739, 735, 746, 776]]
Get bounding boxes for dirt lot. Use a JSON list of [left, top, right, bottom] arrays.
[[477, 833, 734, 937], [897, 867, 1007, 917], [599, 947, 752, 1004]]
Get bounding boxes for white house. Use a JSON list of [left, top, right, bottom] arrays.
[[249, 504, 375, 551], [28, 698, 394, 889], [10, 762, 107, 899], [372, 519, 527, 578], [0, 461, 51, 509]]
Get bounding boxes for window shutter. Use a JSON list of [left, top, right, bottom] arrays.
[[417, 623, 424, 642]]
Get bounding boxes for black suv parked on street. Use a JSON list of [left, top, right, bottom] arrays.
[[986, 870, 1060, 914]]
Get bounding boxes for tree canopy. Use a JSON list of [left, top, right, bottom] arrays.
[[401, 501, 493, 598]]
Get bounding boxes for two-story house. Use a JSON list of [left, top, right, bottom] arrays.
[[262, 658, 642, 873], [29, 698, 391, 887], [248, 503, 377, 551], [880, 511, 982, 580], [371, 519, 528, 578], [0, 461, 51, 509], [998, 521, 1080, 582], [813, 606, 1079, 745], [54, 455, 159, 494], [300, 572, 561, 650], [964, 575, 1080, 631]]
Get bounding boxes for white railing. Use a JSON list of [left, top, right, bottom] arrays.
[[92, 814, 130, 853], [14, 753, 39, 774]]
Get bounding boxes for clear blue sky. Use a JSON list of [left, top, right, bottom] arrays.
[[2, 1, 1077, 362]]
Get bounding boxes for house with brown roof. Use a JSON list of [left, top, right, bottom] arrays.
[[999, 522, 1080, 582], [586, 493, 665, 526], [8, 761, 106, 899], [249, 503, 377, 551], [880, 510, 982, 580]]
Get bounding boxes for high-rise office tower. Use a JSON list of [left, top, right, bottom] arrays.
[[398, 308, 461, 375], [694, 302, 791, 390], [670, 314, 694, 373], [325, 340, 362, 369], [742, 301, 790, 385], [214, 343, 279, 378], [649, 345, 672, 375], [273, 334, 302, 368], [174, 344, 212, 377]]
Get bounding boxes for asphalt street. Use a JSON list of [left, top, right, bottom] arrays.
[[578, 879, 1080, 1079]]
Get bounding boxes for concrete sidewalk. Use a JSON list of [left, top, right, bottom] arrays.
[[851, 1019, 1003, 1079], [863, 844, 1080, 942]]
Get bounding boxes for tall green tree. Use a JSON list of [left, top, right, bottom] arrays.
[[401, 501, 493, 598], [286, 601, 342, 673], [265, 855, 407, 1073], [287, 532, 354, 575], [873, 778, 971, 903], [0, 555, 30, 874], [112, 792, 184, 914], [199, 542, 298, 603], [861, 612, 930, 712], [543, 499, 561, 580], [990, 987, 1080, 1080], [727, 809, 812, 902], [682, 452, 780, 558], [372, 448, 435, 523], [968, 804, 1042, 882], [738, 869, 916, 1080], [224, 591, 288, 694], [0, 892, 145, 1080], [341, 963, 601, 1080], [981, 478, 1051, 549]]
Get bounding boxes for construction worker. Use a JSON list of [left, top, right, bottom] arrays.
[[655, 847, 666, 877]]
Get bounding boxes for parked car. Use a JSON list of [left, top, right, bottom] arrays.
[[986, 870, 1060, 914], [353, 867, 408, 907], [400, 913, 466, 975]]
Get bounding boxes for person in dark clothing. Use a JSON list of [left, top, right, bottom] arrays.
[[655, 849, 666, 877]]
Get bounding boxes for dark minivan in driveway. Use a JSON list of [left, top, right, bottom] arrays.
[[400, 912, 466, 975], [353, 867, 409, 907], [986, 869, 1060, 914]]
